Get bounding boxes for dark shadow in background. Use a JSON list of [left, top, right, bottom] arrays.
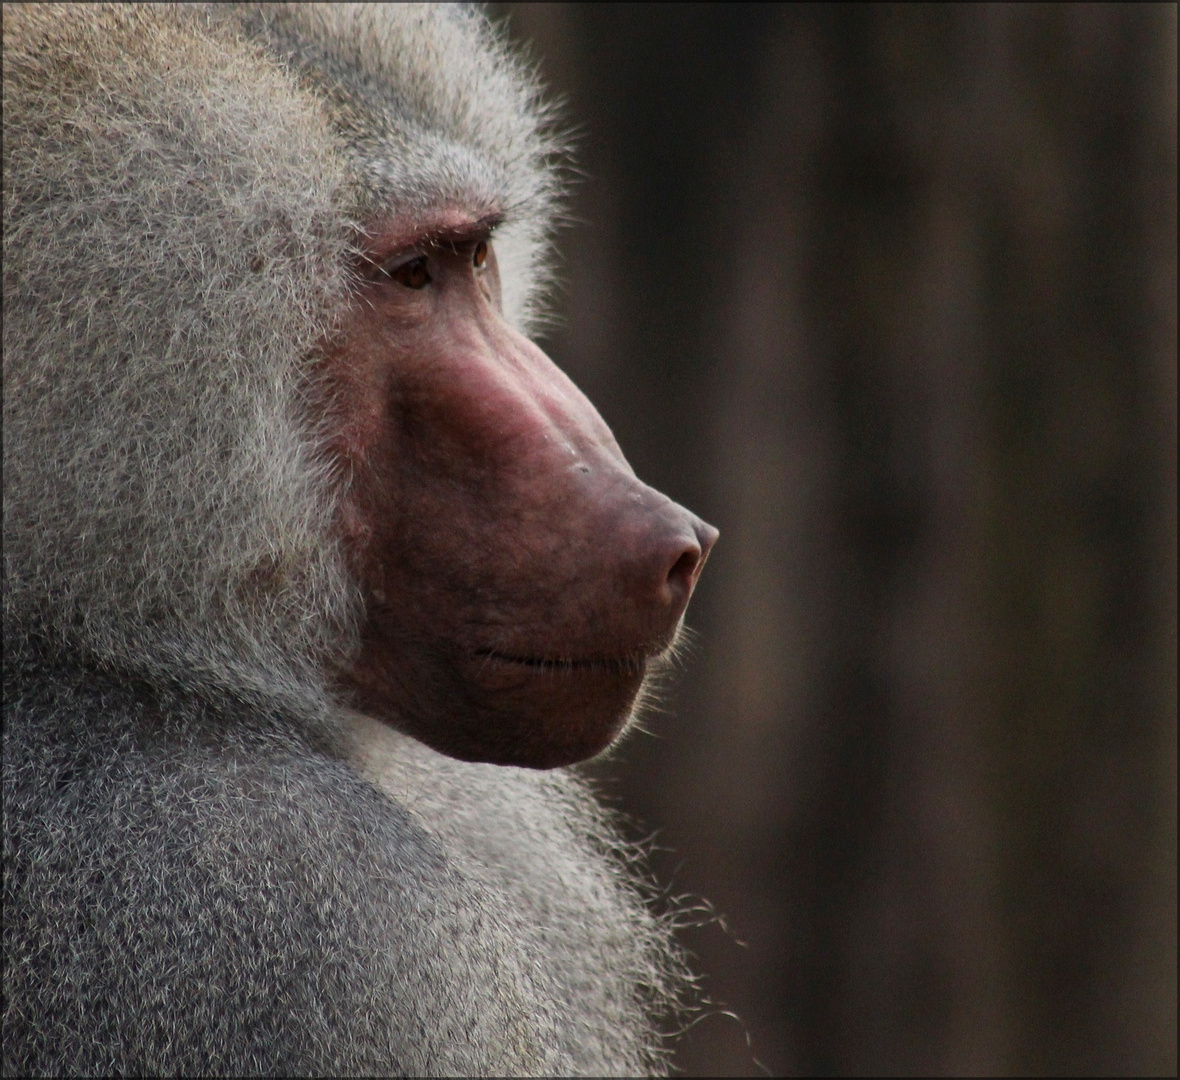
[[490, 5, 1177, 1075]]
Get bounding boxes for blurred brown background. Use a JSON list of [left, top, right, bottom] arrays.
[[489, 5, 1177, 1075]]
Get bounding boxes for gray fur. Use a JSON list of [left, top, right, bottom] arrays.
[[2, 4, 688, 1075]]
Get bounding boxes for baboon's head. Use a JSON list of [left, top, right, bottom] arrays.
[[2, 3, 715, 767]]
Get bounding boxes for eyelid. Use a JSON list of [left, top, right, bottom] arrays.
[[379, 249, 429, 276], [367, 233, 493, 281]]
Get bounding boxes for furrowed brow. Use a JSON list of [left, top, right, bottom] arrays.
[[368, 212, 504, 254], [419, 213, 505, 251]]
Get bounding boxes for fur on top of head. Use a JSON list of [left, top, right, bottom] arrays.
[[2, 3, 567, 719]]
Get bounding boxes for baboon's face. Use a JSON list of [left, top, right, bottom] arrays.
[[322, 209, 716, 767]]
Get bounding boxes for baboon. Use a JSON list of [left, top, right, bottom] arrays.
[[2, 4, 717, 1076]]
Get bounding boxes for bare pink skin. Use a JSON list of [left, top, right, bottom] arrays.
[[321, 209, 717, 767]]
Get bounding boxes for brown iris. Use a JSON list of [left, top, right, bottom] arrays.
[[388, 255, 432, 289]]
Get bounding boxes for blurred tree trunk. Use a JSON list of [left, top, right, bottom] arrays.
[[496, 5, 1176, 1075]]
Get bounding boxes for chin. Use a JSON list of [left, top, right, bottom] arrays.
[[353, 651, 647, 769], [451, 652, 651, 768]]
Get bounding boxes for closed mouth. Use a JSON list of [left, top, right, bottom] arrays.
[[474, 648, 650, 675]]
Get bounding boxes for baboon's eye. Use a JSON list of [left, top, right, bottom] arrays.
[[386, 255, 432, 289], [473, 241, 488, 269]]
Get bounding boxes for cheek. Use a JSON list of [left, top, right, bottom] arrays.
[[327, 392, 499, 616], [392, 329, 560, 471], [345, 355, 562, 575]]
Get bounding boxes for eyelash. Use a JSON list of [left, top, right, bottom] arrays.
[[377, 242, 490, 290]]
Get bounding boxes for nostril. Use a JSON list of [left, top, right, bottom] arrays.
[[624, 497, 718, 622], [657, 517, 718, 611], [667, 546, 702, 589]]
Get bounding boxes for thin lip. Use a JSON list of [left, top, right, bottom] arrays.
[[473, 641, 669, 674]]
